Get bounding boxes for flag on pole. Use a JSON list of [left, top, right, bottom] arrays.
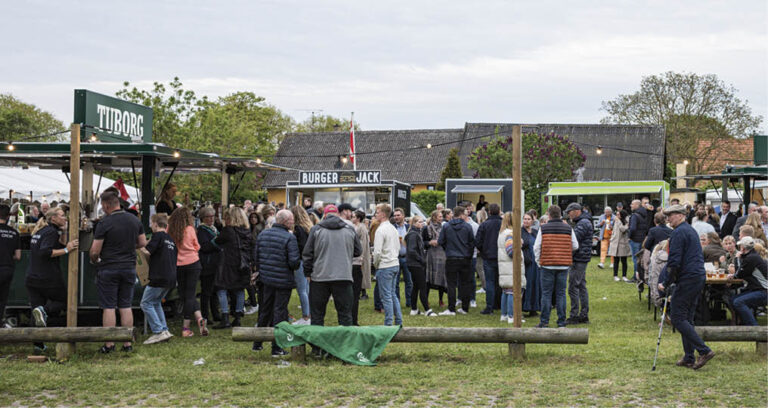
[[349, 112, 356, 170], [112, 178, 134, 208]]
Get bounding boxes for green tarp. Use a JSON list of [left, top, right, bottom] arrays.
[[274, 322, 401, 366]]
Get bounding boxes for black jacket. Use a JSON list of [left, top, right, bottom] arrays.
[[719, 212, 738, 238], [405, 227, 426, 268], [475, 215, 502, 260], [438, 218, 475, 259], [255, 224, 300, 289], [214, 226, 253, 290], [629, 207, 650, 243], [644, 225, 672, 251], [572, 212, 594, 263], [735, 250, 768, 293], [197, 225, 222, 276]]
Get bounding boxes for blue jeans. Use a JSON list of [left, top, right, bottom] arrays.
[[294, 262, 310, 318], [539, 267, 568, 327], [501, 292, 514, 317], [629, 241, 642, 278], [732, 290, 767, 326], [483, 259, 499, 310], [376, 266, 403, 326], [217, 289, 245, 314], [140, 286, 169, 334], [670, 278, 712, 361], [398, 258, 413, 307]]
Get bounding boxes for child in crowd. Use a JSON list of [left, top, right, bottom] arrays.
[[498, 212, 526, 324], [140, 214, 177, 345]]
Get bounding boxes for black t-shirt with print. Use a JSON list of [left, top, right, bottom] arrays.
[[26, 225, 65, 287], [0, 223, 20, 270], [145, 231, 177, 288]]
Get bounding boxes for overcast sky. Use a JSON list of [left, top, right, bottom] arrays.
[[1, 1, 766, 132]]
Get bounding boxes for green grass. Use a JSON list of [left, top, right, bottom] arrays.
[[1, 261, 766, 407]]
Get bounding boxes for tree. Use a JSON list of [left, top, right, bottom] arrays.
[[467, 132, 586, 212], [0, 94, 65, 142], [601, 72, 763, 177], [438, 148, 463, 191], [294, 114, 360, 133]]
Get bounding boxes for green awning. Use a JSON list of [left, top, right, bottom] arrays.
[[546, 185, 662, 196]]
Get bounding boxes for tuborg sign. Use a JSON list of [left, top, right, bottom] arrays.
[[299, 170, 382, 185], [74, 89, 153, 143]]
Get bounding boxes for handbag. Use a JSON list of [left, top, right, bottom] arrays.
[[234, 230, 252, 275]]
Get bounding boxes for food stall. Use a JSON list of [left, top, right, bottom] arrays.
[[444, 178, 521, 213], [543, 180, 670, 215], [284, 170, 412, 215]]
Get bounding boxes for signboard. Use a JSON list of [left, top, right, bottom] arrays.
[[74, 89, 153, 143], [299, 170, 382, 185]]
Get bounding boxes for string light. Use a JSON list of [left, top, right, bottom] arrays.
[[256, 158, 262, 164], [173, 150, 181, 158], [340, 156, 348, 164], [596, 146, 603, 155], [683, 159, 689, 165], [6, 142, 14, 151], [426, 143, 432, 149], [89, 133, 98, 142]]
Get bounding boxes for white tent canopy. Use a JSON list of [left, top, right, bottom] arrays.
[[0, 167, 139, 203]]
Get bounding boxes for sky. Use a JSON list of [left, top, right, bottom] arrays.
[[1, 0, 766, 132]]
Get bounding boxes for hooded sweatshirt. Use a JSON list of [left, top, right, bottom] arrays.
[[302, 214, 362, 282], [438, 218, 475, 259]]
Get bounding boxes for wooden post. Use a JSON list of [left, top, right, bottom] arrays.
[[511, 125, 523, 334], [757, 342, 767, 356], [508, 343, 525, 359], [291, 345, 306, 362], [58, 123, 80, 360], [1, 327, 135, 343], [221, 164, 229, 207]]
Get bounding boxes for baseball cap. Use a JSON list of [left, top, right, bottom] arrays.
[[737, 236, 755, 249], [323, 204, 339, 215]]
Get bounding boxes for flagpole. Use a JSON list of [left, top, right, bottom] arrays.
[[350, 112, 356, 171]]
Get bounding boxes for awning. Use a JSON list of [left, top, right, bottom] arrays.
[[451, 185, 504, 193], [546, 185, 662, 196]]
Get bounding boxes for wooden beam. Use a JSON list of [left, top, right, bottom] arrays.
[[221, 164, 229, 207], [1, 327, 135, 343], [695, 326, 768, 342], [511, 125, 523, 331], [233, 327, 589, 344], [59, 123, 81, 360]]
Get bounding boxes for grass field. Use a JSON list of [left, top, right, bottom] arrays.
[[1, 261, 766, 407]]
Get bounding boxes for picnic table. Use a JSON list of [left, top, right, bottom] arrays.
[[697, 277, 744, 326]]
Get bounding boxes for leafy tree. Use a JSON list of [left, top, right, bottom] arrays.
[[0, 94, 65, 142], [294, 114, 360, 133], [439, 148, 463, 191], [601, 71, 763, 178], [467, 132, 585, 212], [411, 190, 445, 214]]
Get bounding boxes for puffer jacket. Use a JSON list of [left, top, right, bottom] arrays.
[[572, 212, 594, 263], [254, 223, 300, 289], [497, 228, 526, 289], [648, 245, 668, 307], [405, 227, 426, 269], [302, 214, 361, 282]]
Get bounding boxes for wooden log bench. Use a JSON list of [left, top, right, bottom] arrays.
[[233, 326, 589, 361], [0, 327, 136, 344], [695, 326, 768, 355]]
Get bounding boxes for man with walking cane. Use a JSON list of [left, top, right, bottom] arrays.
[[657, 205, 715, 370], [652, 286, 673, 371]]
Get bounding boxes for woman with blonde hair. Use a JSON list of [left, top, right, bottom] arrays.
[[26, 207, 78, 352], [406, 215, 435, 316], [212, 207, 253, 329], [290, 206, 312, 324], [156, 182, 178, 215], [497, 212, 526, 324], [168, 207, 207, 337], [745, 213, 767, 244]]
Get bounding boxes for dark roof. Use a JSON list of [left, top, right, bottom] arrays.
[[263, 123, 666, 188]]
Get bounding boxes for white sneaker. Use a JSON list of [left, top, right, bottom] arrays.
[[292, 318, 311, 325], [438, 310, 456, 316], [424, 309, 437, 317], [143, 333, 166, 345], [470, 300, 477, 308], [455, 300, 462, 307], [622, 276, 629, 282], [609, 263, 614, 268], [409, 309, 420, 316], [500, 314, 508, 322], [457, 309, 467, 315], [32, 306, 47, 327], [597, 263, 604, 269], [163, 330, 174, 338], [476, 288, 486, 294], [244, 305, 259, 315], [508, 317, 526, 324], [614, 276, 620, 281]]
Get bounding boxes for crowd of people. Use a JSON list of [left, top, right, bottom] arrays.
[[1, 180, 766, 366]]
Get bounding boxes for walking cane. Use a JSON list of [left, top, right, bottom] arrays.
[[652, 285, 674, 371]]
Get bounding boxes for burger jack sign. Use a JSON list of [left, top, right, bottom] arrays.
[[74, 89, 153, 143], [299, 170, 382, 185]]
